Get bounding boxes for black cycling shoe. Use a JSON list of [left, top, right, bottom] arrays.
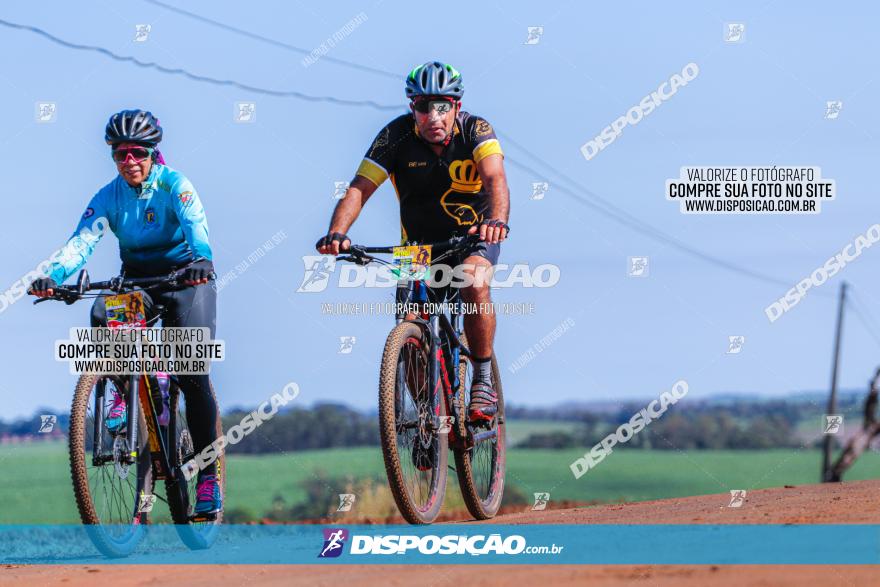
[[468, 380, 498, 423]]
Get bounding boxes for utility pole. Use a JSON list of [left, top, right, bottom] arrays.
[[822, 281, 847, 482]]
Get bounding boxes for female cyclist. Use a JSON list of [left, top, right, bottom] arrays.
[[28, 109, 222, 515]]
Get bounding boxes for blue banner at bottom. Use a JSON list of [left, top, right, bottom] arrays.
[[1, 524, 878, 564]]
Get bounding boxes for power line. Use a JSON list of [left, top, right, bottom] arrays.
[[143, 0, 403, 80], [848, 304, 880, 350], [137, 0, 803, 291], [848, 289, 880, 350], [500, 132, 824, 292], [0, 14, 838, 294], [148, 1, 832, 293], [0, 18, 401, 111]]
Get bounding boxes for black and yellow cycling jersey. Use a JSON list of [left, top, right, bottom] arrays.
[[355, 111, 503, 243]]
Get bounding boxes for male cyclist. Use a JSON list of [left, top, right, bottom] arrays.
[[316, 61, 510, 422], [28, 109, 223, 516]]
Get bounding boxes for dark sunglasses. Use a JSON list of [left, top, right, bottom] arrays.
[[111, 146, 154, 163], [411, 99, 457, 115]]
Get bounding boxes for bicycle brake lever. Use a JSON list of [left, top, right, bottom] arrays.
[[339, 253, 371, 266], [32, 286, 79, 304], [32, 291, 78, 305]]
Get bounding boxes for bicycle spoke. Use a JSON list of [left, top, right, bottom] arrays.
[[453, 345, 505, 518], [395, 338, 438, 513], [79, 377, 144, 537]]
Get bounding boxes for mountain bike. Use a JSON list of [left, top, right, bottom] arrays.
[[339, 234, 506, 524], [34, 269, 224, 557]]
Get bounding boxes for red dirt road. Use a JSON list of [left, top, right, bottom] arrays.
[[4, 480, 879, 586], [470, 477, 880, 525]]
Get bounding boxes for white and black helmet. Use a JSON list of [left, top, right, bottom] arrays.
[[104, 109, 163, 146], [405, 61, 464, 100]]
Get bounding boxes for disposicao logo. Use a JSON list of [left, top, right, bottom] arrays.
[[318, 528, 349, 558]]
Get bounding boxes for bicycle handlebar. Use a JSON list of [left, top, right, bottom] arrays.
[[339, 233, 482, 265], [33, 268, 216, 305]]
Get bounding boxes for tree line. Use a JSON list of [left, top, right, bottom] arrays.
[[1, 393, 865, 452], [515, 397, 863, 450]]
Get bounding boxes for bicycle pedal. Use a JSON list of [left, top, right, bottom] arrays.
[[189, 512, 218, 522]]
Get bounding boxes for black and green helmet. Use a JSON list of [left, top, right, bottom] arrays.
[[405, 61, 464, 99]]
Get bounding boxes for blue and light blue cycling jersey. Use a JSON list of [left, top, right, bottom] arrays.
[[46, 164, 212, 284]]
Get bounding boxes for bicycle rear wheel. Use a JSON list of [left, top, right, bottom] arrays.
[[379, 321, 448, 524], [165, 379, 224, 549], [453, 339, 506, 520], [69, 374, 153, 557]]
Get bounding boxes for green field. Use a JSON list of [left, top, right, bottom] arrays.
[[3, 423, 880, 524], [505, 419, 581, 445]]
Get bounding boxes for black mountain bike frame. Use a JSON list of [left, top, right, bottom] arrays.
[[35, 268, 210, 514], [341, 234, 499, 449]]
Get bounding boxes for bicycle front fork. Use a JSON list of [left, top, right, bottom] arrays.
[[90, 376, 140, 466], [125, 374, 140, 462]]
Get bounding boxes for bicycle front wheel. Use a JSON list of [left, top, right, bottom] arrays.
[[379, 321, 448, 524], [69, 374, 152, 557]]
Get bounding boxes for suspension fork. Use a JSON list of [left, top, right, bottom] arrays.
[[427, 314, 443, 423], [404, 280, 456, 433], [432, 313, 466, 441], [444, 311, 469, 447], [92, 378, 106, 465], [126, 374, 140, 461]]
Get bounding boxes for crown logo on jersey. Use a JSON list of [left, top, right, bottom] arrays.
[[441, 159, 482, 226], [448, 160, 482, 193]]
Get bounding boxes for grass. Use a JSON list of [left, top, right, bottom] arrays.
[[505, 419, 580, 446], [3, 428, 880, 524]]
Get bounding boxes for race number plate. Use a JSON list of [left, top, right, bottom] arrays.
[[392, 245, 431, 280], [104, 291, 147, 329]]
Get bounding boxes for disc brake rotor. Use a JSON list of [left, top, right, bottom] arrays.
[[416, 401, 433, 448], [112, 435, 131, 480]]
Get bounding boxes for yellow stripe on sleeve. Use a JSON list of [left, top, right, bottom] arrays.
[[355, 158, 389, 187], [473, 139, 503, 164]]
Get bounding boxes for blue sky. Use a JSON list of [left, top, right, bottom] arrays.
[[0, 1, 878, 418]]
